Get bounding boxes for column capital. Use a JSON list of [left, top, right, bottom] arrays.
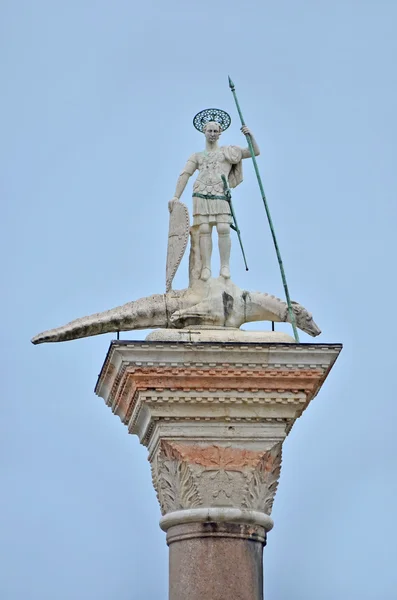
[[95, 339, 341, 528]]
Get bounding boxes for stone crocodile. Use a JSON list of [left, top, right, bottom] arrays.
[[31, 278, 321, 344]]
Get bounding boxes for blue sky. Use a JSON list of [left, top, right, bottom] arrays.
[[1, 1, 397, 598]]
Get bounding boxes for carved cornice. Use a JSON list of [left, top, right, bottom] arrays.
[[94, 341, 342, 448], [95, 340, 342, 400], [110, 366, 323, 424]]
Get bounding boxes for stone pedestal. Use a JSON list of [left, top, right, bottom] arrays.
[[95, 337, 341, 599]]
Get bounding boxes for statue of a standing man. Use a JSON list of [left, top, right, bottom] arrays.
[[169, 109, 260, 282]]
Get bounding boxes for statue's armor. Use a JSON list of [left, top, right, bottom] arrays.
[[194, 149, 231, 195], [185, 146, 243, 226]]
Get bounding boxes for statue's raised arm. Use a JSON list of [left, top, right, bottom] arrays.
[[240, 125, 260, 159]]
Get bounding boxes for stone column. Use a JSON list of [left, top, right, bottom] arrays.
[[95, 337, 341, 600], [167, 521, 266, 600]]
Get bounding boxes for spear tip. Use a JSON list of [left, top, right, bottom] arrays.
[[228, 75, 235, 90]]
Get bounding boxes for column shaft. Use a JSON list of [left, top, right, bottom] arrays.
[[167, 522, 265, 600]]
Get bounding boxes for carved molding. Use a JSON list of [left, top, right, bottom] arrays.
[[151, 441, 282, 517], [112, 365, 320, 426], [107, 361, 324, 401]]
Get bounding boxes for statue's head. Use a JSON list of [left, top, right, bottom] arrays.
[[203, 121, 222, 143], [193, 109, 231, 136]]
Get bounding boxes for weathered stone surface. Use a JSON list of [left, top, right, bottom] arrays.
[[31, 277, 321, 344], [146, 328, 295, 343], [153, 441, 281, 517], [95, 340, 341, 525], [166, 200, 190, 292], [169, 118, 260, 282], [168, 522, 265, 600], [95, 339, 341, 599]]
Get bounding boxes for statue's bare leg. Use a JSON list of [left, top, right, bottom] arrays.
[[217, 222, 231, 279], [188, 226, 202, 286], [199, 223, 212, 281]]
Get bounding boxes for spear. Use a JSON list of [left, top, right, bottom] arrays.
[[221, 174, 249, 271], [228, 75, 300, 343]]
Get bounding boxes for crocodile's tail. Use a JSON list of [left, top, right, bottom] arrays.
[[31, 293, 175, 344]]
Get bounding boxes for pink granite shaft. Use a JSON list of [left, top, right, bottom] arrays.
[[167, 522, 266, 600]]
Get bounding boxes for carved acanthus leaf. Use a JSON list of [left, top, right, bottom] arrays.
[[242, 443, 282, 514], [169, 442, 264, 470], [153, 441, 202, 515]]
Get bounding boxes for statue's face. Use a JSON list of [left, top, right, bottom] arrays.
[[204, 122, 221, 143]]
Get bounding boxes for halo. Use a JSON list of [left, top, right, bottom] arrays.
[[193, 108, 231, 133]]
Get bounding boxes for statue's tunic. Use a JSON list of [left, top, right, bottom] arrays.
[[185, 146, 243, 226]]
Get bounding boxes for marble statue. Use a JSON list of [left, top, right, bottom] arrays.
[[169, 117, 259, 283], [32, 107, 321, 345]]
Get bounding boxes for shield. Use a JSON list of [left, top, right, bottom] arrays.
[[166, 200, 190, 292]]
